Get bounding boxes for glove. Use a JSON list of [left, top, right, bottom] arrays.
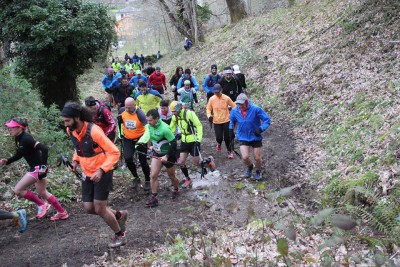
[[229, 129, 235, 139], [208, 116, 213, 123], [254, 128, 262, 137]]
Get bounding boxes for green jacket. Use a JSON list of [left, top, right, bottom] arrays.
[[137, 120, 175, 156]]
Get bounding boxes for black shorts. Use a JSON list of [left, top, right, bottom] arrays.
[[154, 153, 177, 169], [239, 140, 262, 148], [82, 171, 113, 202], [180, 142, 200, 157]]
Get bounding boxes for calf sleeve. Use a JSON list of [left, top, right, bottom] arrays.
[[23, 190, 45, 206], [47, 195, 65, 213]]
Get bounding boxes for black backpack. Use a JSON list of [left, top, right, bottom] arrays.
[[206, 74, 221, 87]]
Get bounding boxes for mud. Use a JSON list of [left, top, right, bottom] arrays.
[[0, 115, 298, 267]]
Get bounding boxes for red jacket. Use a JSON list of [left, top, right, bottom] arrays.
[[148, 71, 166, 91]]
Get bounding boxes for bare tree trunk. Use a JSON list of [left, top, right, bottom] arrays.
[[226, 0, 248, 23], [157, 0, 203, 44]]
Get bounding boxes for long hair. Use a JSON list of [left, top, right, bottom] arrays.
[[175, 66, 183, 77]]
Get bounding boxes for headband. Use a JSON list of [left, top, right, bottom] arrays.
[[61, 106, 81, 118]]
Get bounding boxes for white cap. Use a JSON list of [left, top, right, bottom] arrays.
[[233, 65, 240, 74]]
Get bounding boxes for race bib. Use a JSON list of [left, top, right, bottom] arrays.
[[125, 120, 137, 130], [152, 141, 162, 153]]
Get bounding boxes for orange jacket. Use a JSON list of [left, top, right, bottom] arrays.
[[70, 122, 120, 176], [206, 94, 236, 124]]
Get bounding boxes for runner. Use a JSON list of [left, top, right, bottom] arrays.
[[177, 80, 197, 110], [136, 109, 180, 207], [119, 97, 151, 191], [134, 80, 163, 114], [84, 96, 116, 141], [169, 66, 184, 101], [102, 68, 116, 106], [206, 84, 237, 159], [0, 209, 27, 233], [60, 102, 128, 248], [169, 101, 215, 189], [112, 76, 136, 112], [202, 64, 222, 102], [219, 67, 243, 102], [229, 94, 271, 180], [148, 66, 167, 97], [0, 118, 68, 221], [158, 100, 173, 125]]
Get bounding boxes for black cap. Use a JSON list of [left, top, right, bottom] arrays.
[[211, 64, 217, 70]]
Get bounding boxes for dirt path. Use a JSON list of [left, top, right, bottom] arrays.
[[0, 111, 298, 266]]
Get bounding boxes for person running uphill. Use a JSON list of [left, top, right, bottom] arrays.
[[119, 97, 151, 191], [0, 118, 68, 221], [134, 80, 163, 114], [136, 109, 180, 207], [85, 96, 116, 141], [229, 94, 271, 180], [169, 101, 215, 189], [206, 84, 236, 158], [60, 102, 128, 248]]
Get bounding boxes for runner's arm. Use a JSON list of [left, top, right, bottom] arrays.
[[34, 142, 48, 165], [103, 108, 117, 136]]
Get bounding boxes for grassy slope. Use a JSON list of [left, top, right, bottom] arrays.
[[158, 0, 400, 236], [86, 0, 400, 264]]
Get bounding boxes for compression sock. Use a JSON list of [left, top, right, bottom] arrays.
[[47, 195, 65, 213], [180, 166, 190, 180], [23, 190, 45, 206]]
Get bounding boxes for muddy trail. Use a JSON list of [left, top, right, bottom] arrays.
[[0, 112, 298, 267]]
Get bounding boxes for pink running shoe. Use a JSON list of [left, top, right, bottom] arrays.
[[227, 151, 234, 159], [216, 144, 222, 152], [50, 210, 69, 221], [37, 203, 51, 219]]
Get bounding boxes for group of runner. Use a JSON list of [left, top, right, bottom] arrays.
[[1, 62, 270, 249]]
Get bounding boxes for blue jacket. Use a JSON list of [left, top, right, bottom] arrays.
[[177, 75, 199, 91], [102, 74, 116, 90], [110, 79, 121, 88], [129, 75, 148, 88], [229, 102, 271, 142], [202, 73, 222, 94]]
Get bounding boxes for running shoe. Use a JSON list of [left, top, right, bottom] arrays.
[[227, 151, 234, 159], [181, 178, 192, 189], [207, 156, 216, 172], [245, 164, 254, 178], [255, 170, 262, 181], [130, 178, 141, 190], [50, 210, 69, 221], [37, 203, 51, 219], [117, 210, 128, 232], [15, 209, 27, 233], [172, 188, 180, 199], [143, 181, 151, 192], [145, 195, 159, 207], [216, 144, 222, 152], [109, 232, 127, 248]]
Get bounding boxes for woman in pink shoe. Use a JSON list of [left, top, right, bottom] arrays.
[[0, 118, 68, 221]]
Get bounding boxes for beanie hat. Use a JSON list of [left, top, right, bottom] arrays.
[[107, 68, 114, 74], [184, 80, 191, 85], [211, 64, 217, 70]]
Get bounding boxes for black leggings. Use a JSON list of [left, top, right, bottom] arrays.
[[0, 210, 14, 220], [213, 122, 232, 151], [123, 138, 150, 181]]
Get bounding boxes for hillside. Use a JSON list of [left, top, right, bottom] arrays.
[[0, 0, 399, 265], [113, 0, 399, 265]]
